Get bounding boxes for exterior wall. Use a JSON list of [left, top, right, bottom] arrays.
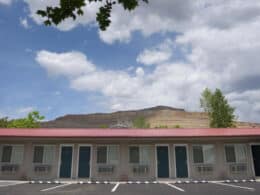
[[0, 138, 259, 181]]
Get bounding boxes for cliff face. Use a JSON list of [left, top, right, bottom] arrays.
[[40, 106, 260, 128]]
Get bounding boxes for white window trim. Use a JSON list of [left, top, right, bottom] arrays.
[[249, 143, 260, 177], [128, 145, 152, 165], [192, 144, 215, 164], [1, 144, 24, 164], [224, 144, 248, 164], [32, 144, 55, 164]]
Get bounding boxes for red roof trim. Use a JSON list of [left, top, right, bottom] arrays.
[[0, 128, 260, 138]]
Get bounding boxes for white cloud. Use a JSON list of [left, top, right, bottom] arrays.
[[54, 91, 61, 96], [24, 0, 260, 45], [0, 0, 11, 5], [24, 0, 100, 31], [36, 50, 96, 78], [16, 106, 34, 114], [33, 0, 260, 122], [135, 67, 144, 77], [137, 39, 173, 65], [20, 17, 30, 29], [37, 45, 260, 123]]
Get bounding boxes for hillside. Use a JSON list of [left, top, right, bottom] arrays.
[[40, 106, 260, 128]]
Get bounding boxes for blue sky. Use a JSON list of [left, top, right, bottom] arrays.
[[1, 0, 260, 122]]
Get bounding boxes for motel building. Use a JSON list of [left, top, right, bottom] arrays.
[[0, 128, 260, 181]]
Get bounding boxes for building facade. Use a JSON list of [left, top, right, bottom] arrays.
[[0, 128, 260, 181]]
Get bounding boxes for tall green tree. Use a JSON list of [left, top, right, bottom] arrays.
[[37, 0, 148, 31], [200, 88, 236, 128], [0, 117, 9, 128], [7, 111, 45, 128]]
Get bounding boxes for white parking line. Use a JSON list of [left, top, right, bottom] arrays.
[[165, 183, 185, 192], [40, 183, 72, 192], [0, 181, 28, 187], [209, 181, 255, 191], [111, 182, 120, 192]]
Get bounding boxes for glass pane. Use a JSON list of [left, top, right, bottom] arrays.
[[43, 145, 55, 164], [33, 146, 44, 163], [225, 146, 236, 162], [140, 146, 151, 164], [235, 144, 247, 163], [203, 145, 215, 164], [129, 146, 139, 163], [193, 146, 203, 163], [11, 145, 24, 164], [108, 145, 119, 164], [97, 146, 107, 163], [1, 146, 12, 163]]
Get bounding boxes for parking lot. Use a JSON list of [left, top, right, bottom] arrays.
[[0, 181, 259, 195]]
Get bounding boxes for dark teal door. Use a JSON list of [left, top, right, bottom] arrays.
[[252, 145, 260, 176], [157, 146, 169, 178], [78, 146, 91, 178], [175, 146, 188, 178], [59, 146, 73, 178]]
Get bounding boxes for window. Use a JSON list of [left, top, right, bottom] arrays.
[[129, 146, 139, 163], [97, 146, 107, 163], [33, 145, 55, 164], [129, 146, 151, 164], [1, 145, 24, 164], [225, 144, 247, 163], [2, 146, 12, 163], [33, 146, 44, 163], [193, 145, 215, 164], [96, 145, 119, 164]]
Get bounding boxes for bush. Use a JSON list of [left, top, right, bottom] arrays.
[[132, 116, 150, 128]]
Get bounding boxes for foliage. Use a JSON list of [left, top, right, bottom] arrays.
[[200, 88, 236, 128], [132, 116, 150, 128], [200, 88, 213, 113], [99, 124, 109, 128], [155, 125, 168, 128], [173, 124, 181, 128], [0, 117, 9, 128], [37, 0, 148, 31], [7, 111, 45, 128]]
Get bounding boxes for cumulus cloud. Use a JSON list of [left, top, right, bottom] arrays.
[[137, 39, 173, 65], [16, 106, 35, 114], [0, 107, 36, 119], [24, 0, 100, 31], [20, 17, 30, 29], [37, 45, 260, 122], [32, 0, 260, 122], [36, 50, 96, 78], [0, 0, 11, 5], [24, 0, 260, 44], [135, 67, 144, 77]]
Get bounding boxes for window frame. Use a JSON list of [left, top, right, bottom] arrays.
[[0, 144, 24, 164], [224, 144, 247, 164], [96, 145, 119, 164], [128, 145, 152, 164], [32, 144, 56, 164], [192, 144, 215, 164]]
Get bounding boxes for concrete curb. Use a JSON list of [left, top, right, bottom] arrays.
[[28, 179, 257, 185]]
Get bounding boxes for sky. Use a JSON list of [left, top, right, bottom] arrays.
[[0, 0, 260, 122]]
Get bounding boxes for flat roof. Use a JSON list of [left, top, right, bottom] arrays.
[[0, 128, 260, 138]]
